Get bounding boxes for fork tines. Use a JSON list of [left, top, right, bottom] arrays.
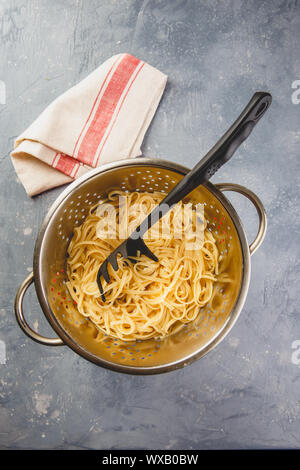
[[97, 237, 158, 302]]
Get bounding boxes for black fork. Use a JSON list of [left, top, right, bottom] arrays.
[[97, 91, 272, 301]]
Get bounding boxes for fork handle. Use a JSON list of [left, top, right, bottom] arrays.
[[134, 91, 271, 237]]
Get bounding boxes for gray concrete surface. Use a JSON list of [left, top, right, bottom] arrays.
[[0, 0, 300, 450]]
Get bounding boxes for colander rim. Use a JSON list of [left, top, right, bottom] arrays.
[[33, 157, 251, 374]]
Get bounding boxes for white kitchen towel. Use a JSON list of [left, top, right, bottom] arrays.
[[11, 53, 167, 196]]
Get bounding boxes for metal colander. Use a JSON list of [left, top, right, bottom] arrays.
[[15, 158, 266, 374]]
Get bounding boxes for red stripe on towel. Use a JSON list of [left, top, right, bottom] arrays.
[[76, 54, 141, 166], [72, 55, 121, 159], [94, 61, 145, 167], [52, 153, 78, 178]]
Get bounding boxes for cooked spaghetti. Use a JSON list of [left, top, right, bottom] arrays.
[[66, 191, 219, 341]]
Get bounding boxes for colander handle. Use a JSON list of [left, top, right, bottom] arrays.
[[215, 183, 267, 255], [14, 272, 64, 346]]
